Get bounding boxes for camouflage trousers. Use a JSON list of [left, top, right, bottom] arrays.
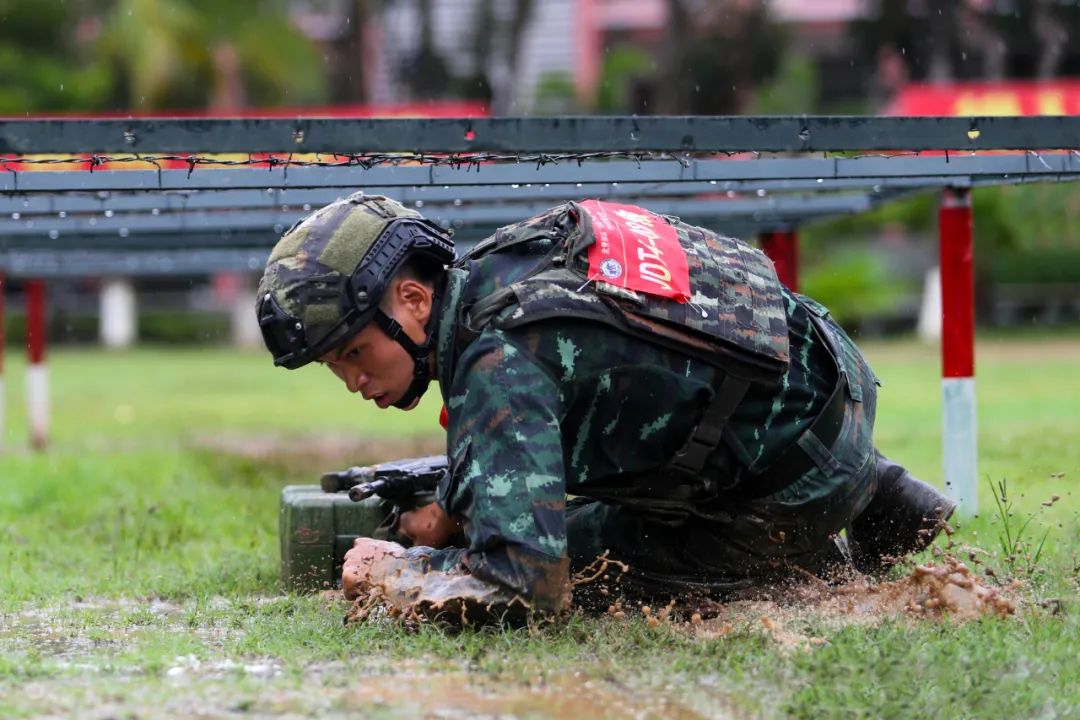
[[566, 305, 881, 599]]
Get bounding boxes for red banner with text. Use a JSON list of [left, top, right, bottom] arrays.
[[582, 200, 691, 302]]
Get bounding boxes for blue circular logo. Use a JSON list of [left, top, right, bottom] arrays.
[[599, 259, 623, 279]]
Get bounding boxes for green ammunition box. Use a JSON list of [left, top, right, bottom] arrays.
[[279, 486, 388, 592]]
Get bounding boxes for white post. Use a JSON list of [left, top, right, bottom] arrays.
[[100, 277, 137, 348], [916, 265, 942, 343], [942, 378, 978, 514], [231, 288, 261, 348]]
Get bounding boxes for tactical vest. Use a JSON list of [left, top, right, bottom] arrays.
[[454, 201, 792, 495]]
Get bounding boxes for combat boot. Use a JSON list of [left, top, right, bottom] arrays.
[[847, 453, 957, 575]]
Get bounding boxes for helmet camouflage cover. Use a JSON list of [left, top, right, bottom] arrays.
[[255, 192, 454, 369]]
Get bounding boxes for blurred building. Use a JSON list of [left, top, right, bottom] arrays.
[[288, 0, 871, 115]]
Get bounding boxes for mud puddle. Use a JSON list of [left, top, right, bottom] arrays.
[[342, 671, 725, 720], [0, 596, 254, 666], [7, 668, 740, 720]]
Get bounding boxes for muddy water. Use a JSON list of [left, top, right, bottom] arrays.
[[8, 670, 739, 720], [342, 672, 724, 719]]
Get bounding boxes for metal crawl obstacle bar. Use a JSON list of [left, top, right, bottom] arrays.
[[4, 116, 1080, 512], [2, 115, 1080, 153]]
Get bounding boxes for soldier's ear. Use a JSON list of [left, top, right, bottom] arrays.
[[394, 278, 433, 323]]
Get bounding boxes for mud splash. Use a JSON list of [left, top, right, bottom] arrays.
[[677, 557, 1019, 651]]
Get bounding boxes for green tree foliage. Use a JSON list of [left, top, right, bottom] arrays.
[[95, 0, 327, 110], [656, 0, 784, 114], [748, 52, 820, 115], [594, 46, 654, 114], [0, 0, 112, 113], [801, 250, 911, 326], [0, 0, 326, 113]]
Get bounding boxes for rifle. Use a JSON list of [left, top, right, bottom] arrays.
[[319, 455, 448, 543]]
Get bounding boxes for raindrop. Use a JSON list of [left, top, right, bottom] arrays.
[[629, 130, 639, 141], [873, 185, 883, 193], [576, 183, 583, 188], [104, 209, 114, 218], [48, 229, 59, 240], [58, 211, 67, 218], [119, 228, 129, 238], [967, 128, 981, 141], [22, 200, 28, 208], [274, 224, 284, 234], [453, 198, 462, 206], [151, 208, 160, 215], [415, 200, 424, 208], [293, 129, 305, 145], [10, 212, 19, 220], [266, 188, 274, 195], [709, 180, 717, 185], [302, 203, 311, 211], [60, 83, 64, 92], [464, 130, 476, 141], [816, 178, 824, 183], [281, 205, 289, 212], [511, 184, 520, 189], [756, 189, 767, 197], [726, 191, 736, 198], [89, 217, 97, 226]]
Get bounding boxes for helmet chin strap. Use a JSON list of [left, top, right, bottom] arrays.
[[373, 307, 436, 410]]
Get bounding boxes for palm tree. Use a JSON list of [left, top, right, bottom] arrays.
[[94, 0, 327, 111]]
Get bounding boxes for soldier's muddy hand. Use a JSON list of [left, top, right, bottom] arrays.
[[397, 503, 462, 548], [342, 537, 405, 600]]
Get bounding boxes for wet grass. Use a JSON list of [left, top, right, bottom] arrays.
[[1, 337, 1078, 718]]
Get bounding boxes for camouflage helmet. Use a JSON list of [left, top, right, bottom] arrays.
[[255, 192, 455, 385]]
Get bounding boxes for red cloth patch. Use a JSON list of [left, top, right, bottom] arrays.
[[439, 405, 449, 430], [582, 200, 690, 302]]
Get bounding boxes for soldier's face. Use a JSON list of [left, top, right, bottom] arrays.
[[318, 277, 433, 410]]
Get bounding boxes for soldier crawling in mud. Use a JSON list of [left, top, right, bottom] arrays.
[[256, 192, 956, 623]]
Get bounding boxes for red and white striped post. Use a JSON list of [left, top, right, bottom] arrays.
[[939, 188, 977, 515], [25, 279, 48, 450], [761, 230, 800, 291]]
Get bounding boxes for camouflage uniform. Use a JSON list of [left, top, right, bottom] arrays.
[[369, 203, 882, 618]]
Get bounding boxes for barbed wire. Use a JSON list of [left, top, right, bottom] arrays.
[[3, 149, 1077, 176], [0, 151, 716, 176]]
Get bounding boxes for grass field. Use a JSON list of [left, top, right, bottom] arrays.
[[2, 336, 1078, 719]]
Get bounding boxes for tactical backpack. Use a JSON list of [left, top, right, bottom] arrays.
[[456, 200, 791, 487]]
